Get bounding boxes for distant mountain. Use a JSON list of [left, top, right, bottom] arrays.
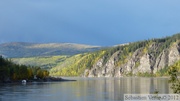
[[0, 42, 101, 58]]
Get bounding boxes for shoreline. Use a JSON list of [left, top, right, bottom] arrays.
[[1, 76, 178, 84], [0, 77, 76, 84]]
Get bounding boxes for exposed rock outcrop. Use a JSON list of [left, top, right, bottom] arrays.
[[168, 43, 180, 66], [88, 51, 120, 77], [84, 42, 180, 77], [153, 50, 169, 73]]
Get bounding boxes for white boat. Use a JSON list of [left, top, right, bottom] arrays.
[[22, 80, 26, 83]]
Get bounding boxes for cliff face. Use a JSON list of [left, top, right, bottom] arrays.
[[84, 42, 180, 77]]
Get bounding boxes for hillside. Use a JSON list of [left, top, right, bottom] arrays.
[[0, 42, 101, 58], [12, 55, 68, 70], [12, 33, 180, 77], [49, 33, 180, 77]]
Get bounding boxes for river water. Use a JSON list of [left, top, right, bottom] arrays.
[[0, 77, 173, 101]]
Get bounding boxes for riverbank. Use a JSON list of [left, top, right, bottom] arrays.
[[0, 77, 76, 84], [43, 76, 76, 82]]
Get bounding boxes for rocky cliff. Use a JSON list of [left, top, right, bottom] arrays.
[[83, 37, 180, 77]]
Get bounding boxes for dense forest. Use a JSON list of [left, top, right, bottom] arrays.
[[0, 56, 49, 83]]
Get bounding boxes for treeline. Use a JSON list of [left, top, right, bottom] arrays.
[[0, 56, 49, 82]]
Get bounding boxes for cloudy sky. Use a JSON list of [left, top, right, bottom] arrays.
[[0, 0, 180, 46]]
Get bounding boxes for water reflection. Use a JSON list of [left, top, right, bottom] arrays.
[[71, 77, 173, 101], [0, 78, 173, 101]]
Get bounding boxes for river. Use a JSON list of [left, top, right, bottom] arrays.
[[0, 77, 173, 101]]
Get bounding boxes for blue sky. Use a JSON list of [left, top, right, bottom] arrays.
[[0, 0, 180, 46]]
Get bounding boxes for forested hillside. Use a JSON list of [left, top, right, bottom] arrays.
[[50, 33, 180, 77], [12, 55, 68, 70]]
